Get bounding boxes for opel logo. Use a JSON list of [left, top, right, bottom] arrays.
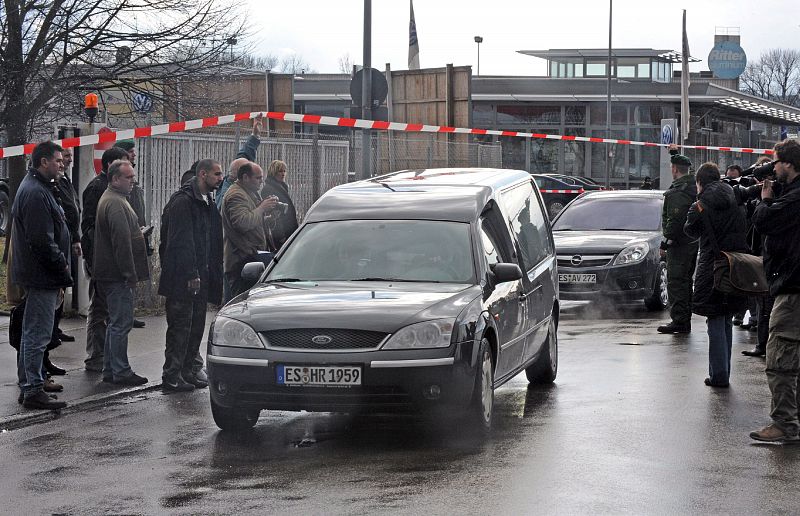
[[570, 255, 583, 266], [312, 335, 333, 345]]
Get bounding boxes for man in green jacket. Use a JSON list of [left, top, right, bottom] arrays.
[[657, 146, 698, 334]]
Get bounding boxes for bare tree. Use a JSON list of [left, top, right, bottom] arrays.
[[0, 0, 249, 200], [279, 53, 314, 74], [740, 48, 800, 108], [237, 53, 280, 71], [338, 53, 355, 74]]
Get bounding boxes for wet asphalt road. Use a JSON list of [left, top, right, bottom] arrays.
[[1, 303, 798, 515]]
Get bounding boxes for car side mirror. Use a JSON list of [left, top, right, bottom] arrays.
[[241, 262, 266, 283], [491, 263, 523, 283]]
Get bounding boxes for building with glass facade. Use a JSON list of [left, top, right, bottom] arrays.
[[285, 48, 800, 188]]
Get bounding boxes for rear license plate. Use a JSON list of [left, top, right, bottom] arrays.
[[559, 273, 597, 284], [276, 365, 362, 386]]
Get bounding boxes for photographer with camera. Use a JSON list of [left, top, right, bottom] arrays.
[[261, 160, 299, 252], [748, 139, 800, 444], [221, 162, 279, 301]]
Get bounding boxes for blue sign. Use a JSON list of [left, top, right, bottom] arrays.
[[661, 124, 673, 145], [708, 41, 747, 80], [132, 93, 153, 114]]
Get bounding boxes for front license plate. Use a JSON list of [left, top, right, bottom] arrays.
[[559, 273, 597, 284], [276, 365, 362, 387]]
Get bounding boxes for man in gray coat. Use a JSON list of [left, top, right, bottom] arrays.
[[93, 160, 150, 385]]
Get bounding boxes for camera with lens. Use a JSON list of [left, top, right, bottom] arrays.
[[743, 160, 777, 181], [269, 201, 289, 218]]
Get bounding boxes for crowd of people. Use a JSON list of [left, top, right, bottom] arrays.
[[8, 114, 298, 409], [657, 140, 800, 444]]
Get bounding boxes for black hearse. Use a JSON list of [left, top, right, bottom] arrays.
[[207, 168, 559, 432]]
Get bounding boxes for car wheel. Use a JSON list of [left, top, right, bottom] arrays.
[[210, 396, 260, 431], [644, 261, 668, 311], [525, 318, 558, 384], [0, 189, 9, 236], [465, 338, 494, 433], [547, 201, 565, 219]]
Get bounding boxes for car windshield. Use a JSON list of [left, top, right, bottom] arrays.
[[265, 220, 475, 283], [552, 196, 662, 231]]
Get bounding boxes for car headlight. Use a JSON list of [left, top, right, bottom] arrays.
[[382, 319, 455, 350], [211, 316, 265, 349], [613, 242, 650, 265]]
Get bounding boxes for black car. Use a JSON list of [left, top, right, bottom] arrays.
[[207, 168, 559, 432], [551, 190, 668, 310], [541, 174, 606, 191], [531, 174, 585, 219]]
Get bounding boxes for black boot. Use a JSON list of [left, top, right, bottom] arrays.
[[43, 354, 67, 376], [657, 321, 691, 334], [742, 347, 766, 357]]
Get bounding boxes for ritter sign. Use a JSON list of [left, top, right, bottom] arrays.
[[708, 41, 747, 80]]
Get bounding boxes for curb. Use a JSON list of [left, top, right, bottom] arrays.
[[0, 382, 164, 433]]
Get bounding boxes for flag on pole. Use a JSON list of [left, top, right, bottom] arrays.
[[408, 0, 420, 70], [681, 10, 691, 142]]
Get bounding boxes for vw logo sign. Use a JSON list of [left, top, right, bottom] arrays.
[[570, 255, 583, 266], [311, 335, 333, 345], [132, 93, 153, 114], [661, 124, 673, 145], [708, 41, 747, 80]]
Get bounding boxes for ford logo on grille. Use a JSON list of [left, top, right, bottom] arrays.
[[311, 335, 333, 345], [571, 255, 583, 266]]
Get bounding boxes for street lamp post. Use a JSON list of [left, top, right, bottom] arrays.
[[474, 36, 483, 75], [605, 0, 613, 189]]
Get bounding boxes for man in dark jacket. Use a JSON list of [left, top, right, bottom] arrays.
[[93, 160, 150, 386], [749, 139, 800, 444], [11, 141, 72, 410], [261, 160, 299, 251], [159, 159, 224, 392], [684, 162, 748, 388], [80, 147, 129, 372], [657, 146, 698, 334]]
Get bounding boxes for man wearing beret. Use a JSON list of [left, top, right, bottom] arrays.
[[657, 144, 698, 334]]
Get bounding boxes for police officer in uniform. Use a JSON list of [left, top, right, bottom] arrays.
[[657, 145, 698, 334]]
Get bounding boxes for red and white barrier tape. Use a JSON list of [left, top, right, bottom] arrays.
[[0, 110, 776, 160]]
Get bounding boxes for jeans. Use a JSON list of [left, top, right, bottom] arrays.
[[163, 296, 207, 382], [707, 315, 733, 385], [98, 282, 134, 380], [757, 295, 775, 352], [85, 278, 108, 369], [766, 294, 800, 436], [17, 288, 60, 396]]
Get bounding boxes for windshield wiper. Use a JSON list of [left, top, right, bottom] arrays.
[[263, 278, 304, 283], [351, 277, 443, 283]]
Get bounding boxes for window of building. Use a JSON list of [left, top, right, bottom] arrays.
[[497, 105, 561, 125], [575, 63, 584, 77], [590, 104, 628, 125], [473, 103, 495, 126], [586, 62, 607, 77], [564, 128, 586, 176], [637, 63, 650, 78], [565, 105, 586, 125], [590, 129, 627, 180], [550, 61, 558, 77], [530, 129, 559, 173]]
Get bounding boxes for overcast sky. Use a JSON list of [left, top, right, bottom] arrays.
[[244, 0, 799, 76]]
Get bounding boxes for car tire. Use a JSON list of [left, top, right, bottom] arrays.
[[465, 338, 494, 433], [525, 318, 558, 384], [0, 189, 9, 236], [210, 396, 260, 431], [547, 201, 565, 219], [644, 261, 668, 311]]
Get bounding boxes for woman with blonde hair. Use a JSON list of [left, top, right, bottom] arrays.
[[261, 160, 299, 251]]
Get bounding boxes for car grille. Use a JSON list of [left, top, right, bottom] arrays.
[[261, 329, 389, 350], [557, 254, 615, 268]]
